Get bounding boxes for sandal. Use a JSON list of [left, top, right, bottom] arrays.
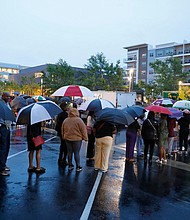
[[35, 167, 46, 174], [27, 167, 36, 172]]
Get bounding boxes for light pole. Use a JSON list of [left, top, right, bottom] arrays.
[[40, 78, 43, 96], [128, 69, 134, 92]]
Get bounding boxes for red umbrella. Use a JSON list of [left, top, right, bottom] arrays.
[[51, 85, 94, 97], [145, 105, 172, 115]]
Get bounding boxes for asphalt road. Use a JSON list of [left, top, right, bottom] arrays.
[[0, 126, 190, 220]]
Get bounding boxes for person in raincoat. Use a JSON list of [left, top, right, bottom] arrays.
[[61, 108, 88, 172]]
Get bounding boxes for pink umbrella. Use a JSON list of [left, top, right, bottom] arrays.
[[51, 85, 94, 97], [145, 105, 172, 115]]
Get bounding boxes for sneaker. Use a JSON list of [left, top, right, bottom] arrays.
[[162, 159, 167, 163], [76, 166, 82, 172], [156, 159, 162, 164], [0, 170, 10, 176], [5, 166, 10, 171], [102, 170, 108, 173], [68, 165, 74, 170], [94, 168, 99, 171]]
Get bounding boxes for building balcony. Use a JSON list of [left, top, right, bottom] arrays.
[[123, 57, 137, 63]]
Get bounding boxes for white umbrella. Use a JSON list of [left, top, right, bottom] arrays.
[[78, 98, 115, 112], [16, 100, 62, 125], [173, 100, 190, 110], [51, 85, 94, 97], [152, 98, 175, 106]]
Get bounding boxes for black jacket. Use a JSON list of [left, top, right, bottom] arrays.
[[141, 118, 158, 140], [55, 111, 68, 137]]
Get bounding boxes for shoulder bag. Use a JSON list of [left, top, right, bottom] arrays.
[[148, 119, 158, 141]]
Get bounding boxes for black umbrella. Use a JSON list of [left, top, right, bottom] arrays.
[[26, 98, 36, 105], [95, 107, 134, 126], [0, 102, 15, 122], [10, 96, 27, 110], [123, 105, 145, 118], [59, 97, 71, 103]]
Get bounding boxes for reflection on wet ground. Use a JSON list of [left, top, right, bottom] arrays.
[[0, 126, 190, 219]]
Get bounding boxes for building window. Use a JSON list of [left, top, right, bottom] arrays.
[[149, 53, 154, 57], [142, 53, 146, 58], [142, 62, 146, 66], [141, 70, 146, 75], [149, 70, 154, 74], [157, 52, 163, 57]]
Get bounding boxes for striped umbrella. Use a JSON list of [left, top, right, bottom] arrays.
[[51, 85, 94, 97], [16, 100, 62, 125]]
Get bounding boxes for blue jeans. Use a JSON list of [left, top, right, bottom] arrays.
[[0, 126, 10, 171], [65, 140, 82, 167]]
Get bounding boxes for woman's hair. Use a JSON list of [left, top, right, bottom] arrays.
[[147, 111, 155, 120], [88, 111, 94, 117]]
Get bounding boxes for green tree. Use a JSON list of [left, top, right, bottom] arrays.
[[20, 76, 40, 95], [42, 59, 75, 95], [0, 81, 21, 95], [80, 52, 125, 91], [150, 57, 188, 94]]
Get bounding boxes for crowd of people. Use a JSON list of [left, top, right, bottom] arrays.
[[128, 108, 190, 166], [1, 91, 190, 176]]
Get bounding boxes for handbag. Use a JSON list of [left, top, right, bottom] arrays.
[[32, 135, 45, 147], [148, 119, 158, 141]]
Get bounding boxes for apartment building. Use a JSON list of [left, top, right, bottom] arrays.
[[124, 40, 190, 85]]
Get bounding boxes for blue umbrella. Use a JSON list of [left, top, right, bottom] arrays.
[[123, 105, 145, 118], [168, 108, 183, 118], [95, 107, 134, 126], [0, 102, 15, 122]]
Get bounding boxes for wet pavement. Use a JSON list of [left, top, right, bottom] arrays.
[[0, 126, 190, 220]]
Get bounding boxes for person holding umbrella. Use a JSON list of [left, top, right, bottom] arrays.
[[86, 111, 96, 161], [27, 122, 45, 174], [177, 109, 190, 155], [55, 102, 69, 166], [93, 120, 117, 172], [0, 92, 12, 176], [125, 119, 140, 163], [157, 113, 169, 164], [141, 111, 158, 166]]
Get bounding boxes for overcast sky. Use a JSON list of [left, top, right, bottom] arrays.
[[0, 0, 190, 68]]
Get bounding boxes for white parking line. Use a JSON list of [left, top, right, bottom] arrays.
[[80, 171, 102, 220], [8, 136, 57, 159], [8, 149, 27, 159]]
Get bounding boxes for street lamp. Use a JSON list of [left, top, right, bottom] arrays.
[[128, 69, 134, 92]]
